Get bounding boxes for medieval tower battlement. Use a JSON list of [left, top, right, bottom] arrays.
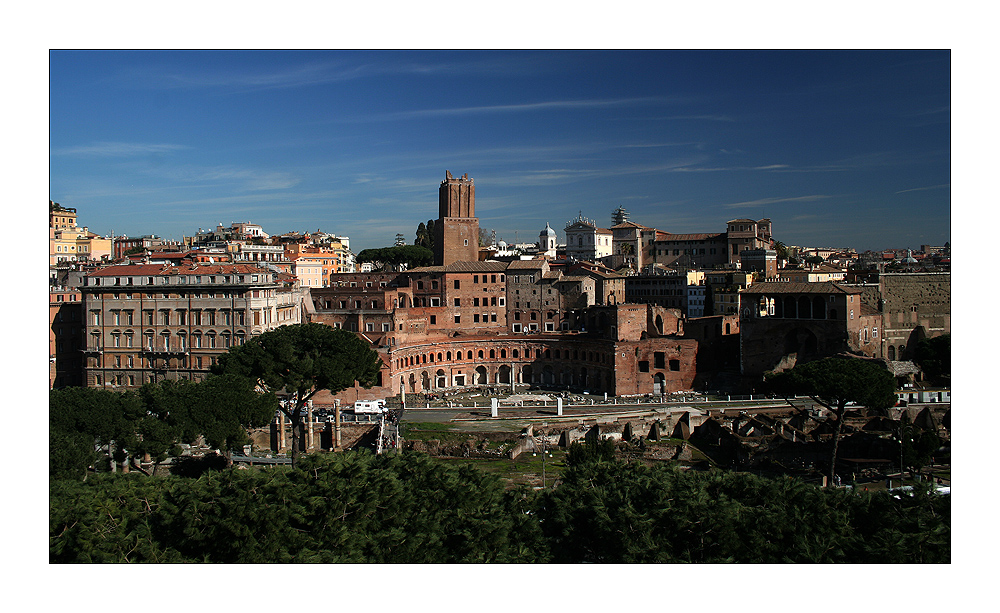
[[434, 170, 480, 266]]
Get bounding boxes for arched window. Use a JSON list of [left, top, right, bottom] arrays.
[[478, 350, 485, 359], [512, 349, 519, 358], [784, 296, 797, 318], [500, 348, 507, 359], [813, 297, 826, 319], [888, 345, 896, 360], [467, 351, 473, 360], [798, 296, 812, 319], [447, 351, 452, 361]]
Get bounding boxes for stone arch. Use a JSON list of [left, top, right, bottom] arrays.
[[653, 372, 665, 395], [784, 296, 797, 319], [887, 345, 896, 360], [813, 296, 826, 319], [475, 365, 488, 385], [798, 296, 812, 319], [421, 371, 430, 390], [408, 373, 417, 393], [436, 369, 447, 387], [498, 365, 512, 385], [521, 364, 533, 384], [655, 314, 664, 335], [783, 327, 819, 358], [580, 366, 588, 388], [542, 365, 554, 385]]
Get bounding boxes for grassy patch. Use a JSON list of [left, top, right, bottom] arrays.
[[435, 450, 568, 487]]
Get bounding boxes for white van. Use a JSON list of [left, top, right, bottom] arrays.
[[353, 400, 386, 414]]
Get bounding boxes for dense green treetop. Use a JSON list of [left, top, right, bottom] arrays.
[[765, 356, 897, 414], [355, 245, 433, 271], [914, 334, 950, 385], [50, 451, 949, 564], [214, 323, 382, 403], [213, 323, 383, 466]]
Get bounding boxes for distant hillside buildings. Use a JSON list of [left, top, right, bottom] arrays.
[[50, 173, 949, 396]]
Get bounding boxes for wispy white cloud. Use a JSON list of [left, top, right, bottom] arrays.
[[155, 62, 367, 91], [664, 114, 736, 122], [132, 55, 563, 92], [136, 164, 302, 192], [53, 142, 190, 157], [196, 168, 301, 191], [378, 97, 678, 120], [895, 184, 949, 194], [670, 163, 790, 172], [722, 195, 831, 208]]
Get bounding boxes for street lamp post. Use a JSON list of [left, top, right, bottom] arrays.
[[532, 434, 552, 488]]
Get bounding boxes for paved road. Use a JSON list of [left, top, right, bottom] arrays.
[[399, 400, 794, 426]]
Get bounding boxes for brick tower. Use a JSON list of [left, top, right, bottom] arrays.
[[434, 170, 480, 265]]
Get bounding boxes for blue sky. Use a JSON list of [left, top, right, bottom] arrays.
[[49, 50, 950, 253]]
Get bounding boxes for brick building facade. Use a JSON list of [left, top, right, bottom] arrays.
[[738, 281, 881, 376], [80, 263, 306, 389], [872, 272, 950, 361], [434, 171, 480, 266], [51, 287, 84, 388]]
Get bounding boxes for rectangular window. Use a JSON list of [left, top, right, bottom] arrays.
[[474, 314, 480, 322], [654, 352, 665, 369], [512, 323, 522, 333], [454, 315, 461, 324], [430, 315, 436, 325], [669, 359, 680, 371], [474, 275, 479, 283], [473, 298, 480, 307], [638, 360, 650, 373], [454, 298, 461, 307]]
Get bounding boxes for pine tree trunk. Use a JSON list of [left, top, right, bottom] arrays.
[[828, 404, 846, 486]]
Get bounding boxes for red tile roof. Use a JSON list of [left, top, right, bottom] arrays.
[[742, 281, 862, 295], [88, 262, 274, 277]]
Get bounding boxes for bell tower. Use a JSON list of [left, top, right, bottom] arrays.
[[434, 171, 480, 265]]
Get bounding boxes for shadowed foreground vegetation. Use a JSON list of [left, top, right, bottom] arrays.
[[50, 446, 949, 563]]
